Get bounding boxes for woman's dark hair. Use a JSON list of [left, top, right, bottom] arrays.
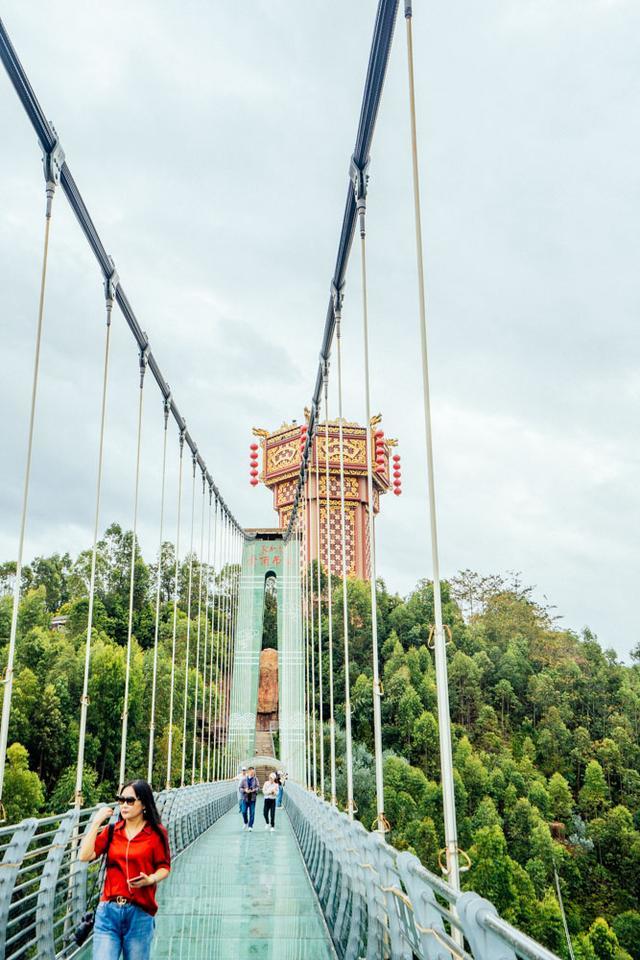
[[120, 779, 170, 859]]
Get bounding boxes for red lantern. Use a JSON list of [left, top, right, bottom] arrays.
[[375, 429, 384, 439], [393, 488, 401, 496], [393, 454, 401, 463], [393, 481, 402, 490], [250, 443, 258, 451], [250, 469, 259, 478], [250, 478, 259, 487]]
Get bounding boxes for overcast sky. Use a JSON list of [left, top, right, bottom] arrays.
[[1, 1, 638, 659]]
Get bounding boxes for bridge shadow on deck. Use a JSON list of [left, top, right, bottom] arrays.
[[153, 796, 336, 960]]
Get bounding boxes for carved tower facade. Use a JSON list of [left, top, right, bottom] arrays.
[[249, 418, 401, 580]]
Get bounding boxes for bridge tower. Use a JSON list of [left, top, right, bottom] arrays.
[[250, 417, 400, 580]]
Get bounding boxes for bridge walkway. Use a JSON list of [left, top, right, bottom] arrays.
[[152, 796, 336, 960]]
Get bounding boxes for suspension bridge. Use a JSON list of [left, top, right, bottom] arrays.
[[0, 2, 567, 958]]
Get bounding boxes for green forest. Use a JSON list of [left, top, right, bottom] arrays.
[[1, 528, 639, 959]]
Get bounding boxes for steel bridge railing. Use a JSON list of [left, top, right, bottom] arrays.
[[0, 780, 236, 960], [284, 782, 561, 960]]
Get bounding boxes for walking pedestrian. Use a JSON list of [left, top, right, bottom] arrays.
[[78, 779, 171, 960], [263, 773, 278, 831], [240, 766, 260, 831]]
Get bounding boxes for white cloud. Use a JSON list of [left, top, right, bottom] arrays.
[[0, 0, 638, 658]]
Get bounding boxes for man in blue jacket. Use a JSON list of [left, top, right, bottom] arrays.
[[240, 767, 260, 831]]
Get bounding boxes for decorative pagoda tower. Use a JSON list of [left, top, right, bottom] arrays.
[[248, 417, 401, 580]]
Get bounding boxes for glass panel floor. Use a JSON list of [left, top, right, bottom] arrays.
[[152, 797, 337, 959]]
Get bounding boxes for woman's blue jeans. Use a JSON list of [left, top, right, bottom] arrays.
[[93, 901, 155, 960]]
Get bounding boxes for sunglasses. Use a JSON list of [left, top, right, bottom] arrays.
[[115, 795, 139, 805]]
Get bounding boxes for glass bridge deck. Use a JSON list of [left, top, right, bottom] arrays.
[[151, 796, 336, 959]]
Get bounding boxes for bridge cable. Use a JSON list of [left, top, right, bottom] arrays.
[[180, 454, 198, 785], [228, 524, 239, 777], [307, 473, 318, 792], [314, 429, 325, 799], [191, 469, 206, 783], [334, 289, 356, 819], [148, 395, 171, 782], [231, 526, 241, 775], [323, 366, 338, 806], [218, 516, 229, 780], [199, 485, 213, 781], [222, 514, 232, 778], [74, 273, 116, 808], [166, 429, 185, 789], [226, 526, 236, 777], [216, 514, 226, 780], [220, 515, 231, 778], [118, 346, 148, 792], [353, 163, 388, 834], [404, 0, 460, 884], [301, 479, 312, 789], [0, 165, 59, 808], [213, 512, 224, 779], [206, 497, 220, 780]]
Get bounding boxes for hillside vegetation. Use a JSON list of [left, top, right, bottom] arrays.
[[1, 532, 639, 958]]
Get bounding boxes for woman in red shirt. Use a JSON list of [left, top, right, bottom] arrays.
[[79, 779, 171, 960]]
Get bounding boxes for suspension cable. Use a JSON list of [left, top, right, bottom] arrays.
[[404, 0, 460, 886], [226, 525, 236, 777], [301, 494, 311, 789], [226, 519, 238, 778], [199, 485, 213, 781], [118, 347, 148, 792], [314, 428, 325, 799], [229, 526, 241, 776], [222, 514, 232, 778], [214, 514, 227, 780], [323, 367, 337, 806], [206, 497, 220, 780], [147, 396, 170, 782], [74, 273, 116, 807], [0, 169, 58, 808], [307, 473, 318, 792], [219, 515, 230, 778], [180, 455, 198, 785], [166, 430, 185, 789], [334, 290, 355, 819], [191, 470, 206, 783], [353, 165, 387, 834]]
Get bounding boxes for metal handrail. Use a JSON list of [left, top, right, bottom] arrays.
[[0, 781, 236, 960], [283, 782, 562, 960]]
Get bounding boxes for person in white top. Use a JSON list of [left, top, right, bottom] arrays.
[[262, 772, 279, 831]]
